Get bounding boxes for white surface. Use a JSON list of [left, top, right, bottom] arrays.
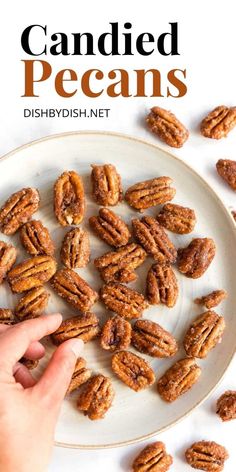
[[1, 0, 236, 470]]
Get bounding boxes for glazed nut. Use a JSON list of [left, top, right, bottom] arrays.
[[67, 357, 92, 394], [157, 203, 196, 234], [100, 315, 132, 352], [194, 289, 227, 309], [51, 313, 100, 345], [51, 269, 98, 312], [20, 358, 39, 370], [91, 164, 122, 206], [157, 358, 201, 402], [0, 187, 40, 235], [0, 308, 15, 325], [200, 105, 236, 139], [112, 350, 155, 391], [132, 441, 173, 472], [60, 228, 90, 269], [15, 286, 49, 321], [132, 319, 178, 358], [146, 106, 189, 148], [216, 159, 236, 190], [54, 170, 85, 226], [20, 220, 54, 256], [216, 390, 236, 422], [8, 255, 57, 293], [177, 238, 216, 279], [125, 176, 176, 211], [0, 241, 17, 285], [89, 207, 131, 248], [183, 311, 225, 359], [100, 282, 148, 320], [146, 263, 178, 308], [185, 441, 229, 471], [77, 374, 115, 420]]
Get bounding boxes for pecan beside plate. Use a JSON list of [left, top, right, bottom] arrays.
[[216, 159, 236, 190], [216, 390, 236, 422], [146, 106, 189, 148], [200, 105, 236, 139], [185, 441, 229, 471], [132, 441, 173, 472]]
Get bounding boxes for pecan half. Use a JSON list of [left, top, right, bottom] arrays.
[[54, 171, 85, 226], [100, 315, 131, 352], [146, 106, 189, 148], [132, 216, 177, 264], [8, 255, 57, 293], [0, 187, 40, 235], [91, 164, 122, 206], [100, 282, 148, 319], [20, 220, 54, 256], [15, 286, 49, 320], [67, 357, 92, 394], [183, 311, 225, 359], [125, 177, 176, 211], [216, 159, 236, 190], [177, 238, 216, 279], [146, 263, 178, 308], [112, 350, 155, 391], [200, 105, 236, 139], [157, 203, 196, 234], [0, 241, 17, 284], [77, 374, 115, 420], [0, 308, 15, 325], [51, 269, 98, 312], [89, 207, 131, 248], [185, 441, 229, 471], [194, 290, 227, 309], [60, 228, 90, 269], [51, 313, 100, 345], [20, 358, 39, 370], [132, 441, 173, 472], [157, 358, 201, 402], [132, 319, 178, 358], [216, 390, 236, 422], [94, 243, 146, 283]]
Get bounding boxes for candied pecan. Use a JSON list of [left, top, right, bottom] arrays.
[[60, 228, 90, 269], [20, 358, 39, 370], [177, 238, 216, 279], [157, 203, 196, 234], [216, 159, 236, 190], [112, 350, 155, 391], [146, 263, 178, 308], [67, 357, 92, 394], [194, 290, 227, 309], [51, 313, 100, 345], [216, 390, 236, 422], [8, 255, 57, 293], [157, 358, 201, 402], [132, 319, 178, 358], [15, 286, 49, 320], [125, 177, 176, 211], [89, 207, 131, 248], [0, 187, 40, 235], [146, 106, 189, 148], [0, 241, 17, 284], [132, 216, 177, 264], [183, 311, 225, 359], [0, 308, 15, 325], [94, 243, 146, 283], [100, 315, 131, 352], [77, 374, 114, 420], [100, 282, 148, 319], [20, 220, 54, 256], [51, 269, 98, 312], [54, 170, 85, 226], [185, 441, 229, 471], [132, 441, 173, 472], [200, 105, 236, 139], [91, 164, 122, 206]]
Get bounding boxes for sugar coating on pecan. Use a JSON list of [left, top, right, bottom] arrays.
[[185, 441, 229, 471], [125, 177, 176, 211], [8, 255, 57, 293], [216, 159, 236, 191], [0, 241, 17, 285], [132, 319, 178, 358], [112, 350, 155, 391], [157, 203, 196, 234], [0, 308, 15, 325], [157, 358, 201, 402], [183, 311, 225, 359], [54, 170, 85, 226], [20, 220, 54, 256], [15, 286, 49, 320], [89, 207, 131, 248], [146, 106, 189, 148], [146, 263, 178, 308], [0, 187, 40, 235], [132, 441, 173, 472], [60, 228, 90, 269], [194, 289, 227, 309], [51, 269, 98, 312], [51, 313, 100, 345], [177, 238, 216, 279], [100, 282, 148, 319], [216, 390, 236, 422], [200, 105, 236, 139], [77, 374, 115, 420], [100, 315, 131, 352], [67, 357, 92, 394], [91, 164, 122, 206]]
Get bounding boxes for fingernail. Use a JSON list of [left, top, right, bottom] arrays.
[[70, 339, 84, 357]]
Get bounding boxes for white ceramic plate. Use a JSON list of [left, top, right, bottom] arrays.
[[0, 132, 236, 449]]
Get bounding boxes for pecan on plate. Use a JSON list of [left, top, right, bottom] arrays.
[[77, 374, 115, 420], [125, 177, 176, 211], [183, 311, 225, 359], [100, 315, 131, 352], [100, 282, 148, 319], [89, 207, 131, 248], [157, 358, 201, 402], [194, 289, 227, 309], [132, 216, 177, 264], [132, 319, 178, 358], [51, 269, 98, 312], [60, 228, 90, 269], [91, 164, 122, 206], [0, 308, 15, 325], [132, 441, 173, 472], [200, 105, 236, 139], [146, 263, 178, 308], [51, 313, 100, 345], [67, 357, 92, 394], [216, 390, 236, 422], [0, 187, 40, 235], [15, 286, 49, 320], [177, 238, 216, 279], [8, 255, 57, 293], [112, 350, 155, 391], [185, 441, 229, 471], [157, 203, 196, 234], [20, 358, 39, 370], [54, 170, 85, 226], [20, 220, 54, 256], [0, 241, 17, 285], [216, 159, 236, 190], [146, 106, 189, 148], [94, 243, 146, 283]]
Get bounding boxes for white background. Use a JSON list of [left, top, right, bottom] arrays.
[[1, 1, 236, 470]]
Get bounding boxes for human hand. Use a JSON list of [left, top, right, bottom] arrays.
[[0, 314, 84, 472]]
